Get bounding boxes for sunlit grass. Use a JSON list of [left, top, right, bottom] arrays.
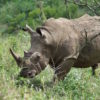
[[0, 32, 100, 100]]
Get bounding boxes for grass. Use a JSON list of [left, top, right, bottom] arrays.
[[0, 32, 100, 100]]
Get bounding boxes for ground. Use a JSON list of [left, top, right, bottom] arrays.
[[0, 32, 100, 100]]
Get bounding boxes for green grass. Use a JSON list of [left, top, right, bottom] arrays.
[[0, 32, 100, 100]]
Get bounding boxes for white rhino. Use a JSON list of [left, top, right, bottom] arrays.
[[10, 14, 100, 80]]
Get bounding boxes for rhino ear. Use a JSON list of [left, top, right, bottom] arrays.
[[22, 24, 36, 36], [36, 27, 52, 44]]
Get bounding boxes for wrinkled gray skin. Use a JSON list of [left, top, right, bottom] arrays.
[[10, 14, 100, 80]]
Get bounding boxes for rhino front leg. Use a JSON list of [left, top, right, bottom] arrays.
[[53, 57, 77, 81]]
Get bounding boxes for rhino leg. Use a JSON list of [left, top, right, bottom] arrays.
[[92, 64, 98, 75], [53, 58, 76, 81]]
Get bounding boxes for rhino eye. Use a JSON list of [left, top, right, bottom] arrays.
[[34, 52, 41, 59], [30, 52, 41, 62], [24, 52, 33, 58]]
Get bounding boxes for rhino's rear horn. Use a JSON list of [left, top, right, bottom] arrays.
[[24, 50, 28, 54], [10, 48, 22, 67]]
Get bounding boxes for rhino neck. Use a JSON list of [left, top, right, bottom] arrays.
[[48, 41, 68, 67], [40, 19, 80, 66]]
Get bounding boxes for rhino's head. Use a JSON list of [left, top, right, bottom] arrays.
[[10, 25, 52, 78]]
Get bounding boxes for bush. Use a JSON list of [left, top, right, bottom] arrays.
[[66, 3, 79, 19], [44, 6, 57, 18], [29, 8, 41, 19]]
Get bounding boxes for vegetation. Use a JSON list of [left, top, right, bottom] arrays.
[[0, 0, 100, 34], [0, 0, 100, 100]]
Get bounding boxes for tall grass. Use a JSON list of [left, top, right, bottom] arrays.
[[0, 32, 100, 100]]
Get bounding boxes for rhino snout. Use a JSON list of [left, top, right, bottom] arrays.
[[19, 68, 36, 78]]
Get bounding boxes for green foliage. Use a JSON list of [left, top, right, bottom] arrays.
[[29, 9, 41, 19], [44, 6, 57, 18], [44, 6, 66, 18], [66, 3, 79, 19], [0, 0, 100, 34], [7, 26, 15, 34]]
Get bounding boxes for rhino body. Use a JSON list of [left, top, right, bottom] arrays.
[[10, 14, 100, 80]]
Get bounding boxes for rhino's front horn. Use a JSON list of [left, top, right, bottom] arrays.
[[10, 48, 22, 67]]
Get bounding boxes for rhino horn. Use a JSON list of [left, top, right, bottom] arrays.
[[22, 24, 35, 36], [10, 48, 22, 67]]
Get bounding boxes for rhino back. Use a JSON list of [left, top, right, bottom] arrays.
[[72, 14, 100, 67], [42, 15, 100, 67]]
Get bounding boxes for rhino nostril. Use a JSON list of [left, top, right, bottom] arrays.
[[28, 72, 32, 76]]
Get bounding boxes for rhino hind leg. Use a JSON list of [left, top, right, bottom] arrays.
[[91, 64, 98, 75]]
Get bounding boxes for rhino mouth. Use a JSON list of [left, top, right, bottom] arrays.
[[19, 67, 36, 78], [19, 63, 43, 78]]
